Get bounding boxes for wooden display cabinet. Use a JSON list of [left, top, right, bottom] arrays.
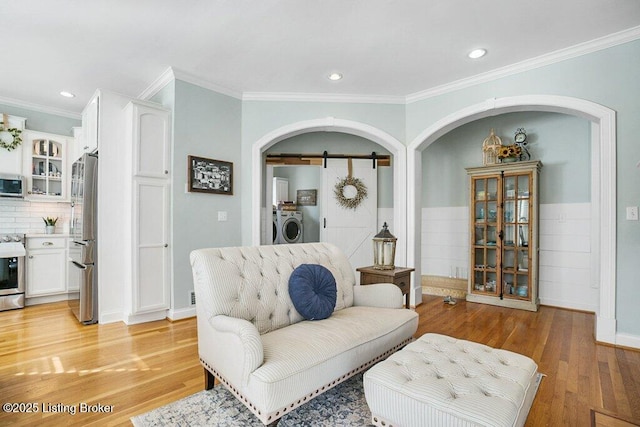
[[465, 160, 542, 311]]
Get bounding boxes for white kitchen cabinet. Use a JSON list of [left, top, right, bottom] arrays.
[[71, 126, 83, 164], [80, 93, 99, 155], [123, 100, 172, 324], [26, 236, 67, 297], [133, 178, 170, 314], [129, 102, 171, 178], [22, 130, 72, 201]]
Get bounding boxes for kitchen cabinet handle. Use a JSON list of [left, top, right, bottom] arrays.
[[42, 242, 54, 246], [164, 170, 169, 174], [28, 255, 33, 259], [164, 244, 168, 248]]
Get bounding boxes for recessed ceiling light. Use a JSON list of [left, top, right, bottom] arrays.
[[328, 73, 343, 81], [468, 49, 487, 59], [60, 91, 75, 98]]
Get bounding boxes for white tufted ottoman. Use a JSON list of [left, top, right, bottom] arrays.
[[363, 333, 540, 427]]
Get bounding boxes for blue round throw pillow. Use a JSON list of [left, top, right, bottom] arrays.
[[288, 264, 337, 320]]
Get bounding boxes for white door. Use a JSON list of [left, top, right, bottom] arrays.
[[322, 159, 377, 279], [133, 178, 170, 314]]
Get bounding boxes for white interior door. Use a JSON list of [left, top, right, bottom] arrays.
[[322, 159, 377, 280]]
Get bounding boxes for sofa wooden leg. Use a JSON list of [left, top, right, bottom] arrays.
[[204, 368, 215, 390], [266, 419, 280, 426]]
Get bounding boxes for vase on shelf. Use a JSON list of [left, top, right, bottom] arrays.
[[45, 225, 55, 234], [501, 157, 518, 163]]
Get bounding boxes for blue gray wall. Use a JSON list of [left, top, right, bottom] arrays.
[[422, 111, 591, 207], [0, 103, 80, 135], [408, 39, 640, 336], [4, 36, 639, 340], [152, 79, 242, 310], [241, 101, 406, 244]]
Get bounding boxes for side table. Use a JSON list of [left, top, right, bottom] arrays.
[[356, 266, 415, 309]]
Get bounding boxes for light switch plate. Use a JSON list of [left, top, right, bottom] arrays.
[[218, 211, 228, 221], [626, 206, 639, 221]]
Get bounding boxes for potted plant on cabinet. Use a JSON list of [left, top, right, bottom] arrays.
[[43, 217, 58, 234]]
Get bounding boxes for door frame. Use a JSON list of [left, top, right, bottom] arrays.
[[407, 95, 617, 345], [252, 117, 406, 264]]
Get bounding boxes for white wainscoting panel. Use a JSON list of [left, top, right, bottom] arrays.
[[421, 207, 469, 279], [538, 203, 596, 312], [421, 203, 597, 313]]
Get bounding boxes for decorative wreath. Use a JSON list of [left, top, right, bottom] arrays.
[[334, 175, 368, 210], [0, 117, 23, 151]]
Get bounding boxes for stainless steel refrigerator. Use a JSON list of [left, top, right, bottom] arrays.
[[68, 153, 98, 324]]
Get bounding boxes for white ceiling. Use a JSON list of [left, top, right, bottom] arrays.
[[3, 0, 640, 115]]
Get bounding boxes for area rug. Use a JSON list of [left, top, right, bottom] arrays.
[[131, 373, 371, 427], [132, 372, 544, 427]]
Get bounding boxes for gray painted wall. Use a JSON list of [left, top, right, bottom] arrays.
[[4, 36, 639, 339], [241, 101, 406, 244], [0, 103, 80, 136], [422, 111, 591, 207], [152, 79, 242, 310], [408, 39, 640, 336], [269, 132, 394, 208]]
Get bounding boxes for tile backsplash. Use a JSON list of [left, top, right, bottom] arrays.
[[0, 199, 71, 235]]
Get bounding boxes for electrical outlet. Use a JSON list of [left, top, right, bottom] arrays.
[[218, 211, 228, 221], [626, 206, 638, 221]]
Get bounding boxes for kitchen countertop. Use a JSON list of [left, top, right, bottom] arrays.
[[25, 233, 71, 238]]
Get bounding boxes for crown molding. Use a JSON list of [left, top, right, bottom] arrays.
[[172, 68, 243, 100], [0, 95, 81, 120], [242, 91, 405, 105], [138, 67, 176, 101], [406, 25, 640, 104], [142, 25, 640, 107], [139, 67, 244, 101]]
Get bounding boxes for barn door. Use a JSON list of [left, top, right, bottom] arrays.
[[321, 158, 377, 280]]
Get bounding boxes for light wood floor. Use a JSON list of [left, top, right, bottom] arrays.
[[1, 297, 639, 426]]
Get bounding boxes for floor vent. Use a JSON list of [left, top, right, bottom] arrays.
[[190, 291, 196, 305]]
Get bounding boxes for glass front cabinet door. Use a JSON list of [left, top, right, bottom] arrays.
[[466, 160, 542, 311]]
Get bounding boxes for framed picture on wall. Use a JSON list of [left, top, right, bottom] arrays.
[[188, 155, 233, 195], [297, 189, 317, 206]]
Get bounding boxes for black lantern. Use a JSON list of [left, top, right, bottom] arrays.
[[373, 222, 397, 270]]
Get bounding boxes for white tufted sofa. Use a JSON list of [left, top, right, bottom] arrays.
[[190, 242, 419, 425]]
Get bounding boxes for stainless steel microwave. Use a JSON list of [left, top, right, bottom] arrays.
[[0, 174, 26, 198]]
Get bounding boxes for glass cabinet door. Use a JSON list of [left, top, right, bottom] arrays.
[[470, 169, 534, 301], [467, 161, 540, 311], [471, 176, 499, 296], [30, 138, 64, 198]]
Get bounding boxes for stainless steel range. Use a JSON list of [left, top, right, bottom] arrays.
[[0, 234, 25, 311]]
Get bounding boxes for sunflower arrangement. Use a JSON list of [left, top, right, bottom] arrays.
[[497, 144, 522, 160]]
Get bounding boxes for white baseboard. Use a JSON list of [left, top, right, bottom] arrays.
[[615, 332, 640, 350], [539, 297, 597, 313], [99, 311, 124, 324], [168, 306, 196, 321], [124, 310, 168, 325]]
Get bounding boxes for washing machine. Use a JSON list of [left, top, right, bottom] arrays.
[[272, 211, 278, 244], [275, 211, 303, 244]]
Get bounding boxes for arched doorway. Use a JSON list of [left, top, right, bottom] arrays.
[[407, 95, 616, 344], [251, 117, 408, 266]]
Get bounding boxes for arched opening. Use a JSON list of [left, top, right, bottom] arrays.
[[407, 95, 616, 344], [251, 117, 408, 265]]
